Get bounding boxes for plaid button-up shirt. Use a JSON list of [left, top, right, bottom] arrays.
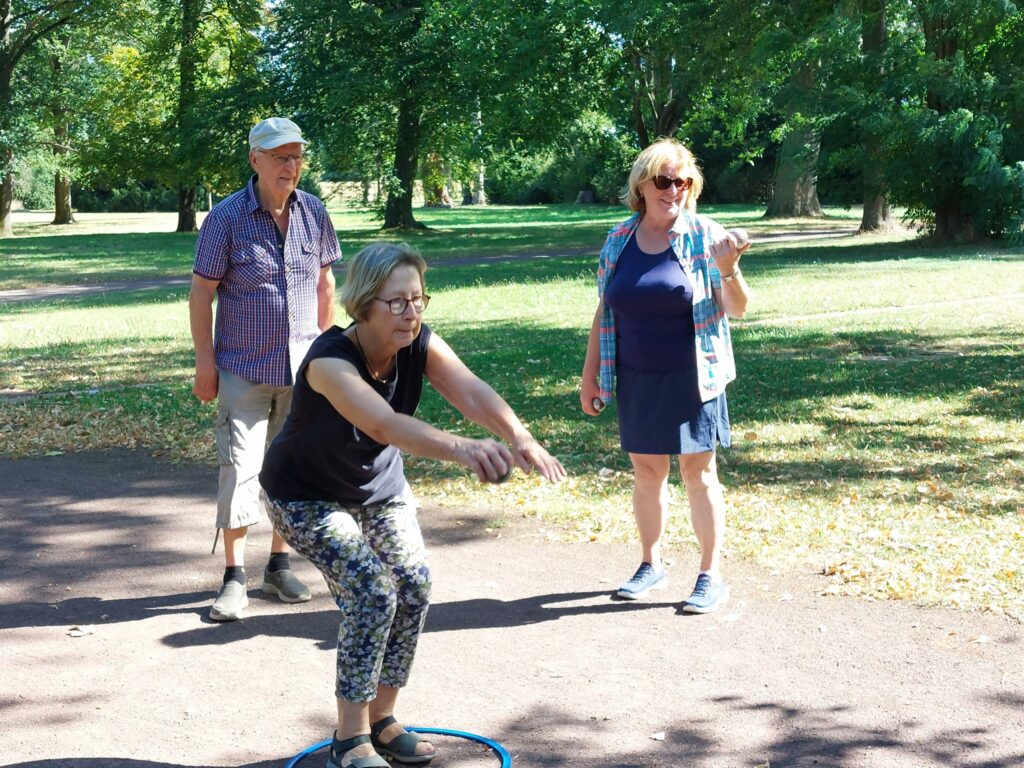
[[193, 176, 342, 386], [596, 211, 736, 404]]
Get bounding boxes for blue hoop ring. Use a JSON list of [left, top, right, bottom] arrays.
[[284, 727, 512, 768]]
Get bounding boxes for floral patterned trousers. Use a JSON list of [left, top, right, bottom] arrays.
[[264, 488, 432, 702]]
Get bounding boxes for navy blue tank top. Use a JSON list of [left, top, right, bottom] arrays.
[[260, 323, 432, 506], [604, 235, 696, 372]]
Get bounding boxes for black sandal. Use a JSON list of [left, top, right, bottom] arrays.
[[326, 732, 389, 768], [370, 716, 435, 765]]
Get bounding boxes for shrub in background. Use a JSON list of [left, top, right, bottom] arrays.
[[13, 156, 57, 210]]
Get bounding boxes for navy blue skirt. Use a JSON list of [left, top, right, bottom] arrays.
[[616, 367, 731, 455]]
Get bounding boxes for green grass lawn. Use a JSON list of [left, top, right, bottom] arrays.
[[0, 203, 861, 290], [1, 206, 1021, 620]]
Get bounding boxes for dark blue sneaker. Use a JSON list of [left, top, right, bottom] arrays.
[[682, 572, 729, 614], [616, 562, 668, 600]]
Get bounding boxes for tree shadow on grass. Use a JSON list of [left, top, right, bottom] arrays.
[[733, 326, 1023, 424], [746, 234, 1023, 276], [1, 340, 194, 393]]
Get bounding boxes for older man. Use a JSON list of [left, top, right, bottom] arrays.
[[189, 117, 341, 621]]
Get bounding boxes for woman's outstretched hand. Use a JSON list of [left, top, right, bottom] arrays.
[[454, 438, 516, 483], [454, 435, 566, 484], [510, 436, 567, 484]]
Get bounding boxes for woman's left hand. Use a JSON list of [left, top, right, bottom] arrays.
[[511, 436, 568, 484], [709, 228, 751, 277]]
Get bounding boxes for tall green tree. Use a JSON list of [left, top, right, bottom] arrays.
[[80, 0, 266, 231], [274, 0, 446, 229], [857, 0, 896, 232], [274, 0, 606, 228], [0, 0, 115, 237], [22, 32, 102, 225], [881, 0, 1021, 240], [759, 0, 844, 218]]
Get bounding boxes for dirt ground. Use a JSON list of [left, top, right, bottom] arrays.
[[1, 449, 1022, 768]]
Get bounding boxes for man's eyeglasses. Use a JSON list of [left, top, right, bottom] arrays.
[[652, 174, 692, 191], [375, 294, 431, 315], [258, 150, 304, 167]]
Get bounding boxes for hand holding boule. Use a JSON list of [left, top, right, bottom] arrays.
[[729, 228, 751, 253], [488, 464, 513, 484]]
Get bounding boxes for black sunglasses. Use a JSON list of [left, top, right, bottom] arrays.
[[652, 175, 692, 191]]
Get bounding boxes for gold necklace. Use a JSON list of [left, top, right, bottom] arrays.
[[353, 326, 396, 383]]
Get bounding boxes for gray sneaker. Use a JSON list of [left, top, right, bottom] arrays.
[[209, 580, 249, 621], [616, 562, 668, 600], [261, 568, 312, 603]]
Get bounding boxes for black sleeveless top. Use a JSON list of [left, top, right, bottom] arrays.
[[260, 323, 432, 506]]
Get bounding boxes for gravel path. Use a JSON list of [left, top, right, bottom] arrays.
[[1, 449, 1021, 767]]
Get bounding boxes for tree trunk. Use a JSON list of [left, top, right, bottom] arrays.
[[632, 54, 650, 149], [0, 52, 13, 237], [858, 0, 893, 233], [472, 159, 487, 205], [53, 171, 75, 224], [0, 148, 13, 237], [471, 108, 486, 205], [860, 193, 895, 233], [766, 46, 823, 219], [765, 126, 823, 217], [49, 40, 75, 225], [922, 11, 974, 240], [177, 186, 197, 232], [175, 0, 201, 232], [383, 95, 424, 229], [934, 199, 975, 242]]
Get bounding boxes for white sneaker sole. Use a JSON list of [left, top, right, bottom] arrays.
[[260, 580, 312, 604], [682, 586, 730, 614], [616, 577, 669, 600], [209, 596, 249, 621]]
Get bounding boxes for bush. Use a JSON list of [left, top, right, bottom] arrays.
[[13, 160, 56, 210], [885, 107, 1024, 240], [73, 184, 184, 212], [485, 148, 558, 204], [486, 114, 637, 205]]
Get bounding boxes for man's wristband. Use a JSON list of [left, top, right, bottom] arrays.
[[722, 268, 741, 283]]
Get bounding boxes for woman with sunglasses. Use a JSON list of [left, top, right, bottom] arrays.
[[580, 138, 751, 614], [260, 242, 565, 768]]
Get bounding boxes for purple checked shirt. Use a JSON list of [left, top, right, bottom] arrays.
[[193, 176, 342, 387]]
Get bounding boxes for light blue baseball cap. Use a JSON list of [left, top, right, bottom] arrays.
[[248, 117, 308, 150]]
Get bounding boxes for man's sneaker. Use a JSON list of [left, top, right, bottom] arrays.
[[682, 572, 729, 614], [261, 568, 312, 604], [209, 580, 249, 621], [616, 562, 668, 600]]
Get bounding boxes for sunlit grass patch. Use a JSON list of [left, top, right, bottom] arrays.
[[1, 217, 1022, 620]]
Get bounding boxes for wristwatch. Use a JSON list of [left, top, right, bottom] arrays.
[[722, 268, 741, 283]]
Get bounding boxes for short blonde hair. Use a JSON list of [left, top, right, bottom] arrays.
[[624, 138, 704, 213], [340, 242, 427, 322]]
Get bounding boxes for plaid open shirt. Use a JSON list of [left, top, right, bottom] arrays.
[[596, 211, 736, 404], [193, 176, 342, 387]]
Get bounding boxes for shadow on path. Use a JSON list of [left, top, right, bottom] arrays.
[[157, 590, 674, 650]]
